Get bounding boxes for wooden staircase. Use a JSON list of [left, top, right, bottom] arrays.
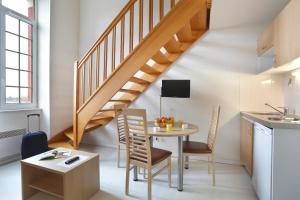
[[48, 0, 212, 149]]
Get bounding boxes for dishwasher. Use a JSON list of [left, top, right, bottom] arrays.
[[252, 122, 273, 200]]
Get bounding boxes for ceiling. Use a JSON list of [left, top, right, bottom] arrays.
[[210, 0, 290, 29]]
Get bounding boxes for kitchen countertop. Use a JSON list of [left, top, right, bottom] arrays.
[[241, 111, 300, 129]]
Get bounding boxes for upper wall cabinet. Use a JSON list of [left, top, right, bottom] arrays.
[[257, 0, 300, 71]]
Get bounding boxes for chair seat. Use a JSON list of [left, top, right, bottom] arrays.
[[151, 147, 172, 165], [183, 141, 212, 154]]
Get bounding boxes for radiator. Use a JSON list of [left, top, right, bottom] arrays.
[[0, 129, 26, 165]]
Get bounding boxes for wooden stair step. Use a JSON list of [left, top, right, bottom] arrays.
[[91, 114, 114, 122], [48, 127, 73, 144], [177, 23, 194, 42], [119, 88, 142, 95], [164, 37, 183, 53], [100, 102, 130, 112], [109, 99, 132, 104], [129, 77, 151, 85], [99, 108, 115, 112], [64, 130, 75, 141], [85, 121, 105, 132], [48, 142, 74, 149], [152, 52, 171, 64], [140, 64, 161, 75]]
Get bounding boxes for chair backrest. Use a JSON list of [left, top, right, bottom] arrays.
[[114, 104, 127, 143], [207, 105, 221, 151], [21, 131, 49, 159], [123, 108, 151, 167]]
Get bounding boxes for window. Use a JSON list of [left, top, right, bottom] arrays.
[[0, 0, 37, 109]]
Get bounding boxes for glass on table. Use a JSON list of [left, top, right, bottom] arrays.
[[166, 123, 173, 132]]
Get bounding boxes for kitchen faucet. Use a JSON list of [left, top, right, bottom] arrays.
[[265, 103, 289, 116]]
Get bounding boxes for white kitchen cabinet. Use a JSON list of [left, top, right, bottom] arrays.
[[252, 123, 272, 200], [249, 120, 300, 200]]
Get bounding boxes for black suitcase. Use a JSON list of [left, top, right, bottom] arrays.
[[21, 114, 48, 159]]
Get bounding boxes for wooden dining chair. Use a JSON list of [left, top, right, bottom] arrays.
[[183, 105, 220, 186], [123, 108, 172, 200], [114, 104, 127, 168]]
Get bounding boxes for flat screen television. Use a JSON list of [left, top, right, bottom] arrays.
[[161, 80, 190, 98]]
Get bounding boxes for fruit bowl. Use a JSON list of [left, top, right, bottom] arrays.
[[155, 117, 174, 127]]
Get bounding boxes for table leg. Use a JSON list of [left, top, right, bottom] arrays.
[[133, 166, 138, 181], [185, 135, 189, 169], [178, 136, 183, 191]]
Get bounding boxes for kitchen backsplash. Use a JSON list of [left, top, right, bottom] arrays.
[[283, 74, 300, 115], [240, 74, 284, 112]]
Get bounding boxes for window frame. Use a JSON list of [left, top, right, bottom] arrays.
[[0, 0, 38, 110]]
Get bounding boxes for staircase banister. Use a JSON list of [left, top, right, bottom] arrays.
[[76, 0, 205, 145], [76, 0, 187, 114], [78, 0, 138, 68]]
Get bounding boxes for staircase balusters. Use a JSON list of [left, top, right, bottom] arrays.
[[82, 64, 86, 103], [149, 0, 153, 32], [160, 0, 164, 19], [96, 46, 100, 88], [171, 0, 175, 8], [73, 0, 183, 146], [76, 0, 181, 109], [120, 16, 125, 62], [112, 27, 116, 71], [129, 7, 134, 52], [104, 37, 108, 80], [139, 0, 143, 42], [89, 56, 93, 96]]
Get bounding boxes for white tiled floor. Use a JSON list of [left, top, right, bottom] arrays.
[[0, 145, 257, 200]]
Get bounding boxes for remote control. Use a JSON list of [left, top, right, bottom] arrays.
[[65, 156, 80, 165]]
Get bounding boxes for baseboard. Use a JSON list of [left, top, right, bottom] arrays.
[[0, 153, 21, 166], [186, 157, 242, 166]]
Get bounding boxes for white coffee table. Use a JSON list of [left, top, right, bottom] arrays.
[[21, 148, 99, 200]]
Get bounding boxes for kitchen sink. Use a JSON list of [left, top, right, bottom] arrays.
[[285, 117, 300, 122], [268, 117, 283, 121], [267, 116, 300, 122]]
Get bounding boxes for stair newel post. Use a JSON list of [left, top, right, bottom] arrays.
[[73, 61, 79, 149]]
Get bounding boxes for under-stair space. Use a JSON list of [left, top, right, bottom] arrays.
[[48, 0, 212, 149]]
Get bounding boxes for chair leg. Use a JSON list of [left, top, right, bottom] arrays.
[[125, 161, 130, 195], [143, 167, 147, 179], [117, 144, 121, 168], [184, 155, 189, 169], [168, 157, 172, 188], [147, 168, 152, 200], [208, 155, 211, 174], [212, 154, 216, 186]]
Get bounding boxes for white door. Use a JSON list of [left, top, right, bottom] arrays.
[[253, 123, 272, 200]]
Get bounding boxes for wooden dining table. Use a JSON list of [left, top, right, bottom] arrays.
[[132, 122, 199, 191]]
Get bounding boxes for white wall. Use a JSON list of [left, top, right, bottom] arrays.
[[49, 0, 80, 135], [210, 0, 290, 29], [38, 0, 51, 135], [79, 0, 128, 57]]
